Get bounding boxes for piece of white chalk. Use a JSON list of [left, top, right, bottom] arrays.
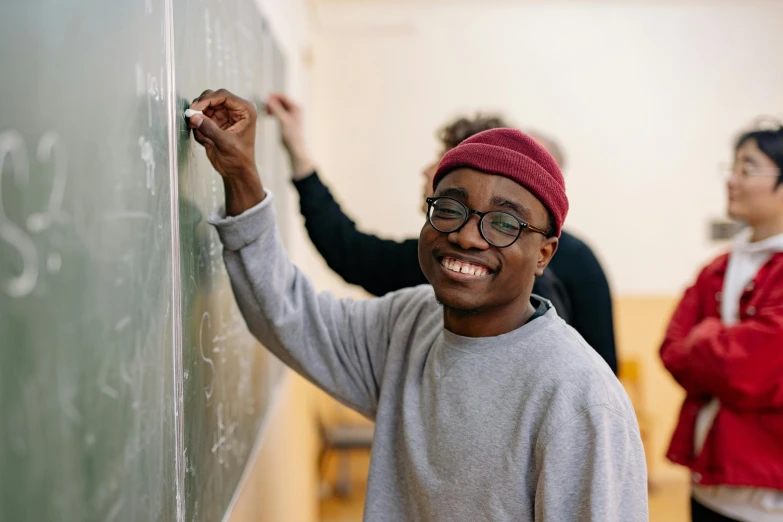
[[184, 109, 202, 118]]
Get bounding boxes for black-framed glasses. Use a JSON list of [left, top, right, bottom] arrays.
[[425, 197, 549, 248]]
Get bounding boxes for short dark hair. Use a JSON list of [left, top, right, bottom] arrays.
[[545, 210, 557, 238], [437, 113, 509, 152], [735, 120, 783, 187]]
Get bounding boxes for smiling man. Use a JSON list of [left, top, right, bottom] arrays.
[[188, 89, 648, 521]]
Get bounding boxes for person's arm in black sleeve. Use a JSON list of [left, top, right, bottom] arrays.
[[568, 242, 618, 374], [293, 171, 427, 296], [265, 92, 427, 296]]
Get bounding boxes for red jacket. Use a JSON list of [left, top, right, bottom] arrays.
[[660, 252, 783, 490]]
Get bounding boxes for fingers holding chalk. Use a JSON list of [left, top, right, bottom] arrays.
[[185, 108, 204, 128], [186, 93, 265, 132], [186, 103, 262, 119]]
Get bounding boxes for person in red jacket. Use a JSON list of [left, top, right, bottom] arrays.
[[660, 122, 783, 522]]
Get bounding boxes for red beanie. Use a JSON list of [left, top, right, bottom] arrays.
[[433, 128, 569, 237]]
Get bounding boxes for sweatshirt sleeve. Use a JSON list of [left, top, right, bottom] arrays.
[[209, 191, 401, 418], [673, 291, 783, 411], [659, 268, 714, 397], [534, 405, 649, 522], [293, 172, 426, 296], [660, 259, 783, 411]]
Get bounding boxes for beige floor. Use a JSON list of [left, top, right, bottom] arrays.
[[320, 452, 691, 522]]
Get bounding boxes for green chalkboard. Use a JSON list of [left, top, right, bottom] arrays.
[[174, 0, 287, 520], [0, 1, 288, 521]]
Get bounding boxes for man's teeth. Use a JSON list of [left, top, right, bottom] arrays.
[[441, 257, 489, 277]]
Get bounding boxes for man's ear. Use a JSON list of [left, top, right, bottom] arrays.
[[535, 237, 558, 277]]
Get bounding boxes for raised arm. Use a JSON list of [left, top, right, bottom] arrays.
[[187, 89, 398, 416], [266, 93, 427, 296]]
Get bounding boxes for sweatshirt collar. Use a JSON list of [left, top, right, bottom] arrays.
[[441, 299, 557, 353]]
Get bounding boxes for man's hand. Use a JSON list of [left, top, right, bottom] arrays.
[[189, 89, 265, 216], [189, 89, 258, 179], [265, 93, 315, 180]]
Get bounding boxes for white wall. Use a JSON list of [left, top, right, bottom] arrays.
[[251, 0, 377, 299], [253, 0, 338, 287], [254, 0, 310, 98], [309, 0, 783, 295]]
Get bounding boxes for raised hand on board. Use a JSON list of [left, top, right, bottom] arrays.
[[187, 89, 264, 217]]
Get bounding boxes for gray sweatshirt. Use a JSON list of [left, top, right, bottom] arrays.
[[210, 192, 648, 522]]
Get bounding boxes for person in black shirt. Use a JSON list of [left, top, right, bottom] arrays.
[[265, 94, 616, 373], [526, 130, 618, 374]]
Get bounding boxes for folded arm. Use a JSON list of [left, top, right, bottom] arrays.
[[660, 264, 783, 411]]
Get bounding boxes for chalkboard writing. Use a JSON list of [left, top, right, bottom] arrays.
[[0, 0, 288, 521]]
